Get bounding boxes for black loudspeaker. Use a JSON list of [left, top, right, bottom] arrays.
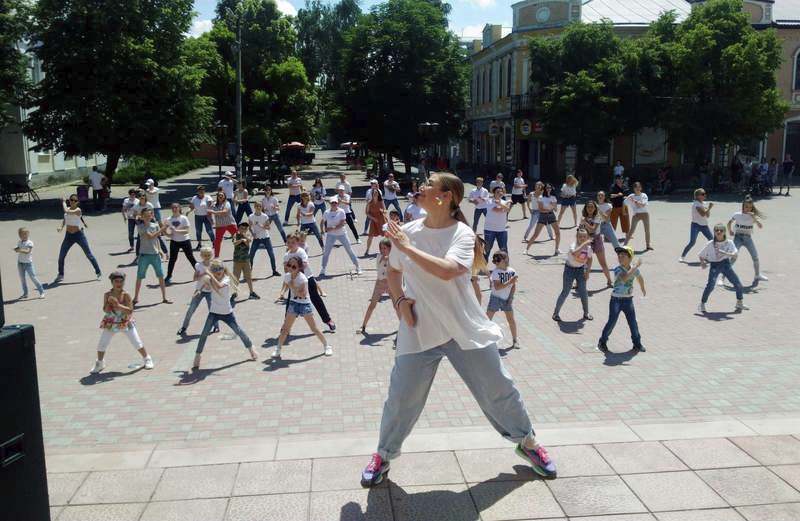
[[0, 325, 50, 521]]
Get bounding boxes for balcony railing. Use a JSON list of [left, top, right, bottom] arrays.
[[511, 94, 534, 115]]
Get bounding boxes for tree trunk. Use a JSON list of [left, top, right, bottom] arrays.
[[104, 150, 121, 186]]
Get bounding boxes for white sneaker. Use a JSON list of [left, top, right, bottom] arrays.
[[324, 345, 333, 356], [90, 360, 105, 374], [697, 303, 707, 314], [143, 356, 154, 370], [678, 256, 685, 263], [716, 276, 725, 286], [736, 300, 749, 311], [356, 268, 363, 275], [318, 270, 326, 277], [272, 346, 282, 359], [756, 274, 769, 281]]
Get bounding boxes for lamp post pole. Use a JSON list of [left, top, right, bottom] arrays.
[[235, 14, 243, 183]]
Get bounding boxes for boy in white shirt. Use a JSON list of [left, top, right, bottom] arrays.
[[469, 177, 490, 231], [383, 173, 403, 218]]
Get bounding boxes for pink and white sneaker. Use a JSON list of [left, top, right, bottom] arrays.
[[360, 452, 390, 488]]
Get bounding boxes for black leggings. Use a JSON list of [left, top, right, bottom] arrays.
[[345, 212, 360, 241], [166, 240, 197, 279]]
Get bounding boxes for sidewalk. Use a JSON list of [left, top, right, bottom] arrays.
[[47, 416, 800, 520]]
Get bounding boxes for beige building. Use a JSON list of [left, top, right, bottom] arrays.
[[465, 0, 800, 183]]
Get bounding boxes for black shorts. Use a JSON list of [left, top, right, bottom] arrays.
[[538, 212, 557, 225], [511, 194, 526, 205]]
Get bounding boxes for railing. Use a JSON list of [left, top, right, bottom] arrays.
[[511, 94, 534, 114]]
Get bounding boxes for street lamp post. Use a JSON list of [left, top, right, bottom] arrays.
[[214, 121, 228, 181], [234, 13, 243, 183]]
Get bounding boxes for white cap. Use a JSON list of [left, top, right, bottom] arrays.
[[336, 185, 346, 191], [370, 179, 378, 184], [145, 178, 154, 186], [329, 196, 339, 203]]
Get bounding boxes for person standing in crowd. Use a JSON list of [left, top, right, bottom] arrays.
[[608, 175, 630, 239], [336, 185, 360, 242], [556, 175, 579, 228], [177, 247, 218, 337], [597, 246, 646, 353], [362, 179, 382, 235], [261, 185, 287, 243], [296, 192, 324, 250], [320, 198, 362, 276], [768, 158, 778, 193], [55, 195, 102, 283], [365, 190, 387, 256], [552, 227, 593, 322], [189, 185, 215, 250], [132, 207, 171, 305], [486, 251, 519, 350], [144, 179, 162, 222], [311, 178, 327, 220], [623, 182, 653, 251], [581, 201, 613, 287], [509, 170, 528, 220], [284, 231, 336, 331], [233, 180, 253, 224], [468, 177, 490, 231], [218, 172, 236, 206], [283, 169, 304, 225], [192, 260, 257, 370], [483, 186, 511, 261], [133, 190, 167, 257], [121, 189, 139, 252], [232, 222, 259, 300], [359, 239, 392, 334], [523, 181, 553, 243], [209, 191, 238, 258], [613, 160, 624, 178], [489, 173, 505, 192], [779, 153, 795, 196], [697, 224, 748, 314], [88, 166, 107, 211], [383, 173, 403, 219], [728, 196, 768, 287], [338, 173, 353, 196], [164, 203, 197, 285], [248, 201, 281, 277], [360, 172, 557, 488], [404, 192, 427, 222], [525, 183, 561, 256], [679, 189, 713, 262], [91, 272, 154, 374], [595, 191, 621, 249], [14, 227, 45, 299], [273, 256, 333, 359]]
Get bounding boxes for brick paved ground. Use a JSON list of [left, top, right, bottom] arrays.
[[2, 151, 800, 450]]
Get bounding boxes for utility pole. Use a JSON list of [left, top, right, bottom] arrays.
[[235, 13, 243, 183]]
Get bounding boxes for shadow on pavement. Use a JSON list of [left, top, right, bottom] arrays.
[[603, 349, 640, 367], [262, 353, 326, 371], [79, 367, 144, 385], [556, 319, 586, 334], [173, 359, 252, 385], [359, 331, 395, 346]]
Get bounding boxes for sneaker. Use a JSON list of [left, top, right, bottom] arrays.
[[249, 292, 261, 300], [515, 443, 557, 479], [143, 356, 154, 369], [678, 256, 685, 263], [177, 327, 187, 337], [211, 325, 220, 334], [327, 321, 336, 332], [360, 453, 390, 488], [716, 276, 724, 287], [735, 300, 749, 311], [355, 239, 362, 244], [318, 270, 326, 277], [20, 294, 28, 300], [597, 340, 609, 353], [356, 268, 363, 275], [554, 249, 562, 255], [53, 275, 63, 284], [633, 344, 646, 352], [164, 277, 172, 285], [324, 345, 333, 356], [697, 303, 707, 314], [756, 274, 769, 282], [272, 271, 282, 277], [511, 338, 519, 349], [38, 292, 46, 299], [96, 272, 102, 280], [272, 346, 282, 359], [90, 360, 105, 374]]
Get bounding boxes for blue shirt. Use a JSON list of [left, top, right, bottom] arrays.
[[611, 265, 640, 298]]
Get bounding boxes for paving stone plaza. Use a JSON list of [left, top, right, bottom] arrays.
[[3, 152, 800, 520]]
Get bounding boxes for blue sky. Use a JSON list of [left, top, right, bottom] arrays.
[[191, 0, 513, 40]]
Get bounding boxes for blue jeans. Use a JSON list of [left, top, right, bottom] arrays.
[[385, 198, 403, 219], [483, 229, 508, 260], [702, 260, 743, 303], [127, 218, 136, 248], [268, 214, 287, 243], [194, 215, 215, 244], [599, 221, 621, 249], [681, 222, 712, 258], [234, 202, 252, 224], [321, 234, 359, 271], [600, 297, 641, 346], [314, 203, 326, 217], [18, 262, 44, 295], [153, 208, 162, 222], [181, 291, 211, 330], [249, 238, 277, 272], [376, 339, 534, 461], [300, 222, 324, 248], [58, 230, 101, 277], [284, 194, 302, 223], [196, 312, 252, 354], [472, 208, 487, 231], [732, 234, 760, 277], [554, 264, 589, 316]]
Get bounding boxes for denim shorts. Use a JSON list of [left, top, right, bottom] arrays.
[[560, 196, 577, 207], [288, 301, 313, 316], [487, 294, 513, 312], [137, 253, 163, 279]]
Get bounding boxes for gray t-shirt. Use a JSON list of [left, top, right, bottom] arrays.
[[137, 222, 161, 255]]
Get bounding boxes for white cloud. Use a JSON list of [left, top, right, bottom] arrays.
[[459, 24, 485, 39], [276, 0, 297, 16], [466, 0, 496, 8], [189, 19, 213, 38]]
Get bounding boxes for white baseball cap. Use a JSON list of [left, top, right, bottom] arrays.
[[329, 196, 339, 203], [145, 178, 154, 186]]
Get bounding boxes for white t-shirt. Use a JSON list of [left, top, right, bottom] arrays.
[[323, 208, 347, 236], [613, 165, 625, 177], [730, 212, 755, 235], [692, 200, 709, 226], [389, 220, 502, 355], [699, 239, 737, 263], [89, 170, 104, 190], [261, 195, 279, 216], [311, 186, 326, 204], [383, 180, 400, 200], [195, 262, 211, 292], [337, 193, 352, 213], [337, 180, 352, 195], [560, 184, 577, 198], [284, 272, 311, 304], [376, 256, 388, 281], [566, 242, 593, 268], [191, 195, 213, 216], [469, 187, 490, 209], [489, 180, 505, 192], [490, 267, 516, 300], [598, 202, 612, 221], [628, 193, 649, 214], [484, 199, 509, 232], [248, 213, 270, 239], [404, 203, 427, 221], [218, 178, 235, 199], [145, 188, 161, 209], [122, 197, 138, 219], [132, 201, 154, 217], [17, 239, 33, 263], [166, 215, 190, 242], [287, 176, 303, 196], [512, 177, 526, 195], [298, 202, 316, 224], [284, 247, 312, 277], [209, 276, 233, 314], [538, 195, 557, 213]]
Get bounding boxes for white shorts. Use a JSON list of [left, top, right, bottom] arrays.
[[97, 326, 143, 352]]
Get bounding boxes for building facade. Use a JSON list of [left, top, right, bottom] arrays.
[[465, 0, 800, 183]]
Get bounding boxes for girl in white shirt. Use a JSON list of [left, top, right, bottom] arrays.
[[188, 185, 215, 250], [296, 192, 324, 249], [623, 182, 653, 251], [581, 201, 613, 287], [698, 224, 747, 314], [523, 181, 553, 242], [679, 188, 713, 262], [727, 196, 768, 287], [311, 178, 327, 219], [177, 247, 218, 337], [260, 185, 287, 243], [144, 179, 162, 221], [552, 227, 594, 322], [482, 186, 511, 261], [233, 181, 252, 224], [359, 239, 392, 334], [487, 251, 519, 349], [595, 191, 621, 249], [360, 172, 557, 488], [525, 184, 561, 256], [556, 175, 579, 227]]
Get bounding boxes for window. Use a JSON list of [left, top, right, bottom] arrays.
[[507, 58, 512, 97], [499, 60, 504, 99], [489, 63, 493, 101], [795, 49, 800, 90]]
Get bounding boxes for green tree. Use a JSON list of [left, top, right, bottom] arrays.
[[23, 0, 213, 183], [0, 0, 30, 128], [337, 0, 467, 171]]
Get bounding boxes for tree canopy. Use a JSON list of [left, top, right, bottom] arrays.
[[0, 0, 30, 129]]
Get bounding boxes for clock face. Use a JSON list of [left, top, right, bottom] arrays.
[[536, 6, 551, 23]]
